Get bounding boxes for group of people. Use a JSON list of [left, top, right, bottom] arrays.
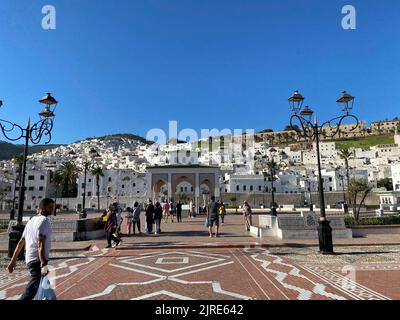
[[145, 199, 184, 234], [6, 196, 254, 300]]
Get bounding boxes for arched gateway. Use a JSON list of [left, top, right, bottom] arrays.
[[146, 165, 221, 213]]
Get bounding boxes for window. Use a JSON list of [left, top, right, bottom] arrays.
[[40, 175, 45, 180], [88, 179, 92, 183], [258, 186, 262, 191], [329, 177, 332, 182], [236, 185, 239, 191], [122, 185, 125, 189], [29, 187, 34, 191], [108, 177, 111, 182], [250, 185, 253, 191], [133, 183, 136, 187], [39, 187, 44, 191], [88, 192, 92, 196], [108, 187, 112, 192], [243, 185, 247, 191], [28, 176, 34, 181]]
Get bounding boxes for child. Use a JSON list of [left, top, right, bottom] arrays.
[[125, 207, 133, 236]]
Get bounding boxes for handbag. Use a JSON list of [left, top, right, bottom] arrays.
[[35, 275, 57, 300]]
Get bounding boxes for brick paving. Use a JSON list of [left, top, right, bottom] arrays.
[[0, 214, 399, 300]]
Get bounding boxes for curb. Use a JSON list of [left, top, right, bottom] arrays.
[[0, 245, 92, 254], [116, 243, 269, 250], [115, 241, 400, 251]]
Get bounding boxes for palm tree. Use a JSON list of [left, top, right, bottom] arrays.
[[338, 148, 354, 192], [53, 169, 64, 215], [91, 166, 104, 211], [11, 154, 24, 210], [58, 161, 79, 198]]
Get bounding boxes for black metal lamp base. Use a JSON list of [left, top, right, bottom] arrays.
[[8, 224, 25, 260], [317, 220, 334, 254]]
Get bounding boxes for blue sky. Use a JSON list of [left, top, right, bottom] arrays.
[[0, 0, 399, 144]]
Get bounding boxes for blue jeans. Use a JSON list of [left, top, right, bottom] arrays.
[[20, 260, 41, 300]]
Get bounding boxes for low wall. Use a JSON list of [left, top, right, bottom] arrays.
[[251, 213, 352, 239], [350, 225, 400, 237], [222, 192, 380, 208]]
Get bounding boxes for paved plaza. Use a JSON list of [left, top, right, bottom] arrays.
[[1, 214, 400, 300]]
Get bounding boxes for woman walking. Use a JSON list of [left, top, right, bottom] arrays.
[[154, 202, 163, 235], [104, 205, 122, 248], [162, 201, 170, 223], [132, 201, 141, 235], [242, 201, 253, 231]]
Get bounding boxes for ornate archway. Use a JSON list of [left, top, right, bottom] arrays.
[[146, 165, 221, 214]]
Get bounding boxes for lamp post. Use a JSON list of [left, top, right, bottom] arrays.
[[81, 148, 100, 216], [0, 93, 58, 258], [338, 172, 349, 213], [259, 148, 287, 216], [303, 174, 314, 211], [288, 90, 358, 254]]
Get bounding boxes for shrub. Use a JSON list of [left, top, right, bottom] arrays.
[[345, 215, 400, 226]]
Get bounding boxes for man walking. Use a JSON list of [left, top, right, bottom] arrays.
[[207, 196, 220, 237], [176, 201, 182, 223], [7, 198, 54, 300], [145, 199, 155, 233]]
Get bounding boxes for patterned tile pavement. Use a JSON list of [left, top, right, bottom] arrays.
[[1, 215, 400, 300]]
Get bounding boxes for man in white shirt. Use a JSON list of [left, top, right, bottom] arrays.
[[7, 198, 54, 300]]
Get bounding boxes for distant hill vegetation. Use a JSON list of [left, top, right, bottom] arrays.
[[78, 133, 153, 145], [0, 141, 61, 161], [0, 133, 152, 161]]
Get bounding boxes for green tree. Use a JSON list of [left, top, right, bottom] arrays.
[[53, 169, 64, 215], [338, 148, 354, 191], [230, 196, 238, 213], [348, 178, 372, 221], [377, 178, 393, 191], [58, 161, 79, 197], [91, 166, 104, 211], [260, 129, 274, 133]]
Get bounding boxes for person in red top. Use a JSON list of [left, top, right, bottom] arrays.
[[162, 201, 170, 223]]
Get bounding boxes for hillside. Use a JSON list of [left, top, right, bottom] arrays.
[[0, 133, 151, 161], [76, 133, 153, 145], [0, 141, 61, 161]]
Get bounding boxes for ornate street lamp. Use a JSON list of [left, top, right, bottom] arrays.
[[0, 93, 58, 224], [1, 93, 58, 259], [288, 90, 358, 254]]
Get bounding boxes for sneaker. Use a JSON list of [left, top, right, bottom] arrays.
[[209, 234, 213, 238], [105, 245, 112, 248], [112, 243, 117, 248], [117, 240, 123, 246]]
